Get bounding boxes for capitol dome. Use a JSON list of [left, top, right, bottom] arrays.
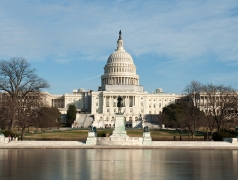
[[107, 50, 134, 64], [100, 31, 140, 91]]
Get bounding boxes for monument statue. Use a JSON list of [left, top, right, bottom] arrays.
[[143, 126, 149, 132], [89, 126, 97, 135], [117, 95, 123, 114], [111, 95, 128, 138], [89, 126, 93, 132], [119, 30, 122, 40], [93, 126, 97, 134]]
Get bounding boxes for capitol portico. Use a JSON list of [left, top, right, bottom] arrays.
[[47, 31, 186, 128]]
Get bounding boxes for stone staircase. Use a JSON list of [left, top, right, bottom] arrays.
[[83, 114, 94, 128], [73, 114, 94, 128]]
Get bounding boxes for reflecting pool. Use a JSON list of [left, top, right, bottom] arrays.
[[0, 149, 237, 180]]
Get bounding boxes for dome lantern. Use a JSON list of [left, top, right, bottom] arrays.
[[116, 30, 124, 51]]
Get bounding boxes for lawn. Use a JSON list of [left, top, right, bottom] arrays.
[[23, 128, 204, 141]]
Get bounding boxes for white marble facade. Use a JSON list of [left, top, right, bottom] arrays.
[[46, 32, 186, 127]]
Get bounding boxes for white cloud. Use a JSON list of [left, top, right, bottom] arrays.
[[0, 0, 238, 65]]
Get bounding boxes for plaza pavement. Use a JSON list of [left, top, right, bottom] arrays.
[[1, 140, 238, 149]]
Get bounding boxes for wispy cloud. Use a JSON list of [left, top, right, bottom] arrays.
[[0, 0, 237, 64], [81, 75, 101, 83], [1, 0, 238, 94]]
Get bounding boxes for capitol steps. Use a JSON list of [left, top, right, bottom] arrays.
[[83, 114, 94, 128]]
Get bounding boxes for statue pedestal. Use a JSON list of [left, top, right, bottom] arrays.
[[223, 138, 238, 144], [86, 132, 97, 145], [142, 132, 152, 145], [0, 134, 5, 142], [110, 113, 128, 138]]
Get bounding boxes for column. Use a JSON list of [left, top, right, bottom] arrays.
[[109, 96, 111, 108], [103, 96, 106, 107], [92, 96, 94, 107], [125, 96, 127, 107]]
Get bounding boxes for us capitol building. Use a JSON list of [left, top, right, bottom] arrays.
[[48, 31, 185, 128]]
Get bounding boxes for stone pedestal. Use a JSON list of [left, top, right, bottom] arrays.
[[0, 134, 5, 142], [223, 138, 238, 144], [86, 132, 97, 145], [142, 132, 152, 145], [110, 113, 128, 138]]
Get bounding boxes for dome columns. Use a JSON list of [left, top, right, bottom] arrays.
[[101, 76, 139, 86]]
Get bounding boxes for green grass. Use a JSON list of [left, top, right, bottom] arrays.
[[22, 128, 204, 141]]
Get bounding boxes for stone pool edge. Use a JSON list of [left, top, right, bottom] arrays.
[[1, 141, 238, 150]]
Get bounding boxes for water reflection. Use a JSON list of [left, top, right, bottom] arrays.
[[0, 149, 237, 180]]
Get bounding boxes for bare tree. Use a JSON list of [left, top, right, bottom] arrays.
[[184, 80, 202, 108], [202, 84, 238, 132], [15, 92, 47, 140], [0, 93, 14, 129], [0, 58, 49, 130], [184, 81, 204, 136]]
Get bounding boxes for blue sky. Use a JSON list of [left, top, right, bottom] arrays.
[[0, 0, 238, 94]]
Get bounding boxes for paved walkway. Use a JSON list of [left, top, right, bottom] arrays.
[[1, 140, 238, 149]]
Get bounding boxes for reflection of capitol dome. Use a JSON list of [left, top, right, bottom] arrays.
[[100, 31, 140, 91]]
